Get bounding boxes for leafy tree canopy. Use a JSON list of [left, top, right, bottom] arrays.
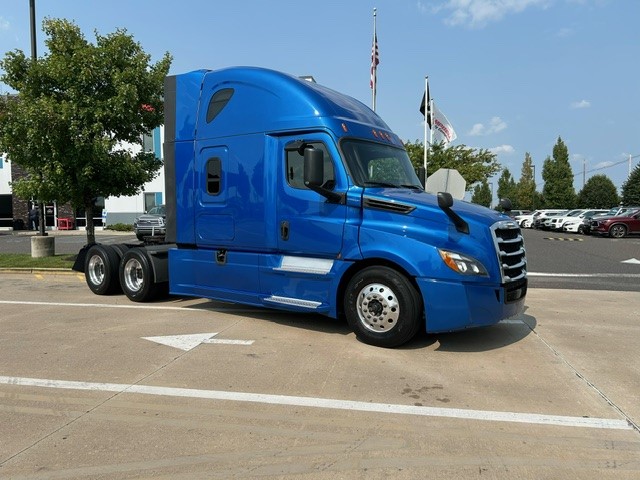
[[0, 18, 172, 243], [404, 140, 501, 190], [471, 179, 491, 207], [541, 137, 576, 208], [621, 163, 640, 206], [515, 152, 536, 210], [497, 168, 517, 208], [576, 174, 620, 208]]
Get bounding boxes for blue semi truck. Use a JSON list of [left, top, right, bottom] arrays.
[[75, 67, 527, 348]]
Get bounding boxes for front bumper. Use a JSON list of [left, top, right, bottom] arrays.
[[417, 277, 527, 333]]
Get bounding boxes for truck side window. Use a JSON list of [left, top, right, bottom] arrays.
[[207, 88, 234, 123], [207, 158, 222, 195], [286, 143, 335, 190]]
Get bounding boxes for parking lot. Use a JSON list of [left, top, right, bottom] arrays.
[[0, 266, 639, 478]]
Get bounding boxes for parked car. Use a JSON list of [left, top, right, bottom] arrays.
[[532, 210, 568, 229], [506, 209, 531, 219], [590, 209, 640, 238], [547, 209, 586, 231], [515, 209, 565, 229], [134, 205, 166, 241], [562, 209, 609, 234]]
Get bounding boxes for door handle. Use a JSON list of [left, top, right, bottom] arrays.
[[280, 221, 289, 241]]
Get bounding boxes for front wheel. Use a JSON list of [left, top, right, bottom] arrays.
[[609, 224, 627, 238], [344, 267, 422, 348]]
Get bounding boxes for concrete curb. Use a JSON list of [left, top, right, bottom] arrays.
[[0, 268, 77, 274]]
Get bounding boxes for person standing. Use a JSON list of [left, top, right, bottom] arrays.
[[28, 206, 39, 230]]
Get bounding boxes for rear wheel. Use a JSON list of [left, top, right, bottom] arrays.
[[119, 248, 161, 302], [84, 244, 121, 295], [344, 267, 422, 348], [609, 224, 627, 238]]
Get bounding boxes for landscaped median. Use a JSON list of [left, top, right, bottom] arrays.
[[0, 253, 76, 272]]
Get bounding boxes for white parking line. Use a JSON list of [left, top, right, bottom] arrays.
[[0, 300, 260, 313], [0, 376, 631, 431], [528, 272, 640, 278]]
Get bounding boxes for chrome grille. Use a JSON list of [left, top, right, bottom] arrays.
[[491, 220, 527, 284]]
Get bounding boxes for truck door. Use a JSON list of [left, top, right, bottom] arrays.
[[276, 135, 347, 257]]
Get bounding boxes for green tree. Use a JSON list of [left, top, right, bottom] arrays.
[[576, 175, 619, 208], [497, 168, 517, 208], [541, 137, 576, 208], [471, 179, 492, 207], [621, 163, 640, 206], [404, 140, 501, 190], [515, 152, 536, 210], [0, 18, 171, 244]]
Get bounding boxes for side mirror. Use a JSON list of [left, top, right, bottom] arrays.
[[303, 146, 342, 203], [437, 191, 469, 234], [303, 147, 324, 188], [437, 191, 453, 209], [498, 198, 513, 211]]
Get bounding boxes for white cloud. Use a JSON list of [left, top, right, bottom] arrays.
[[0, 17, 10, 31], [431, 0, 552, 28], [571, 99, 591, 109], [556, 27, 574, 37], [469, 116, 507, 136], [489, 145, 515, 155]]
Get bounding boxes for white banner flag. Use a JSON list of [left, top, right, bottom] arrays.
[[432, 102, 457, 144]]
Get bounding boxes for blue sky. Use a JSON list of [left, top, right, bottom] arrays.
[[1, 0, 638, 195]]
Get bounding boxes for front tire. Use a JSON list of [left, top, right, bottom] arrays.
[[84, 244, 121, 295], [609, 224, 627, 238], [344, 267, 422, 348], [119, 248, 161, 302]]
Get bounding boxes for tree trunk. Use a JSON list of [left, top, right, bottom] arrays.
[[85, 202, 96, 245], [38, 200, 46, 236]]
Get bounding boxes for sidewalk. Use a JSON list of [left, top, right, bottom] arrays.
[[1, 229, 133, 236]]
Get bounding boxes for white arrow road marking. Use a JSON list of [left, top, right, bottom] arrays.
[[621, 258, 640, 265], [142, 333, 254, 351]]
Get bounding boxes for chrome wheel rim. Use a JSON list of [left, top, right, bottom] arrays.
[[611, 225, 625, 238], [356, 283, 400, 333], [87, 255, 105, 286], [123, 257, 144, 293]]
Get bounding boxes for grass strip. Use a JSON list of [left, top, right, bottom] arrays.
[[0, 253, 76, 269]]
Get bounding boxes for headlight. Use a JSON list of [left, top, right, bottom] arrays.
[[438, 249, 488, 276]]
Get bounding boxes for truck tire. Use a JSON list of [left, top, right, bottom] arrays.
[[119, 248, 160, 302], [344, 267, 422, 348], [84, 244, 121, 295]]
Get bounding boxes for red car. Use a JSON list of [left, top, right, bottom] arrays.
[[590, 209, 640, 238]]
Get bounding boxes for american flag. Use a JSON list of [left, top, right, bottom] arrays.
[[370, 33, 379, 90]]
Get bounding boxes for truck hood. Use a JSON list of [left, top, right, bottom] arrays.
[[363, 188, 510, 229]]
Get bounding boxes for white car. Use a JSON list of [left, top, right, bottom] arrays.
[[547, 209, 587, 231], [515, 210, 543, 228], [563, 209, 616, 234], [516, 209, 567, 229]]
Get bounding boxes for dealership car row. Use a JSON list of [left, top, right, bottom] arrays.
[[513, 206, 640, 238]]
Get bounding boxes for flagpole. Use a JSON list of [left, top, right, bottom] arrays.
[[423, 76, 428, 185], [371, 8, 377, 111]]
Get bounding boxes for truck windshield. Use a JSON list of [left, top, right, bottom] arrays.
[[341, 139, 423, 189]]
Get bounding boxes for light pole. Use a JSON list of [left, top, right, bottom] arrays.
[[29, 0, 46, 236], [489, 182, 494, 209], [531, 165, 536, 210]]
